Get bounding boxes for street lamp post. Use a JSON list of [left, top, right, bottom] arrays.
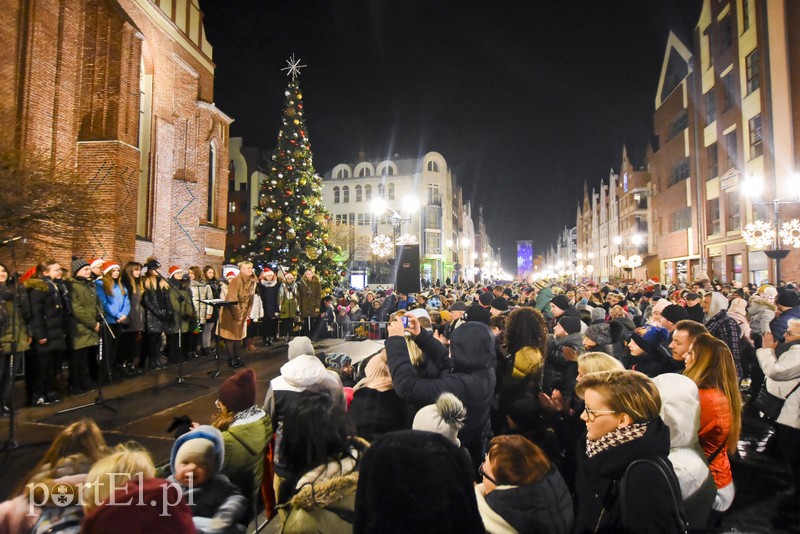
[[742, 173, 800, 284]]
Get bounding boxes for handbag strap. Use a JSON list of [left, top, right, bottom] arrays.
[[707, 442, 725, 464], [782, 380, 800, 400]]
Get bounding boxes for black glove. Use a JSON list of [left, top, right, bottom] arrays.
[[177, 295, 185, 303], [167, 415, 193, 439], [182, 313, 192, 321]]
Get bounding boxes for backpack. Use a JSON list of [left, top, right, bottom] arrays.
[[620, 455, 688, 534]]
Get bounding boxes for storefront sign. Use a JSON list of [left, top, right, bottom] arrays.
[[720, 168, 739, 190]]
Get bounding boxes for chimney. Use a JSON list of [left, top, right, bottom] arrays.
[[358, 149, 366, 162]]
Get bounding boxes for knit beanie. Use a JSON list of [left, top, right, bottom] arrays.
[[478, 292, 494, 306], [630, 324, 669, 355], [777, 290, 800, 308], [550, 294, 570, 312], [171, 425, 224, 476], [557, 316, 582, 335], [71, 257, 90, 276], [661, 304, 689, 324], [585, 324, 613, 345], [412, 393, 466, 447], [652, 298, 671, 315], [490, 297, 509, 312], [590, 307, 606, 323], [143, 257, 160, 271], [288, 336, 314, 360], [218, 368, 256, 413]]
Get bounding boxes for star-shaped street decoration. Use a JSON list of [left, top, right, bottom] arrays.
[[281, 54, 306, 80]]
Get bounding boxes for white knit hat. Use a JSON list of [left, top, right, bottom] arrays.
[[412, 393, 466, 447]]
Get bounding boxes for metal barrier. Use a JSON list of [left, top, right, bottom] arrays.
[[336, 321, 389, 340]]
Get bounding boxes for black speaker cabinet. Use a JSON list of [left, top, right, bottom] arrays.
[[394, 244, 420, 293]]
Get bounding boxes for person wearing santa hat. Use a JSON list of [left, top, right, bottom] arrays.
[[88, 258, 105, 281], [95, 260, 131, 379]]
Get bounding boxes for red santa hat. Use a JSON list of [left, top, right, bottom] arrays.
[[225, 271, 237, 279], [89, 258, 104, 270], [102, 260, 120, 275], [168, 265, 184, 277]]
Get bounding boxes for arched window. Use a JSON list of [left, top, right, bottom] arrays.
[[377, 184, 385, 199], [336, 169, 347, 179], [385, 166, 395, 176], [427, 160, 439, 172], [333, 186, 340, 203], [387, 183, 395, 200], [358, 167, 371, 177], [207, 144, 216, 223], [364, 184, 372, 201], [342, 185, 350, 203], [355, 185, 363, 202]]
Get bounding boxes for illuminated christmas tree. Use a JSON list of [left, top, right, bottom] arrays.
[[246, 56, 342, 288]]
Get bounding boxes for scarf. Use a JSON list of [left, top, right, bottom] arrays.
[[586, 422, 648, 458]]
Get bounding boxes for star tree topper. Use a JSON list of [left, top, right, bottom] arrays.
[[281, 54, 307, 80]]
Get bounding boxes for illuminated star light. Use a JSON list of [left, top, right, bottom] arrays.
[[281, 54, 307, 80]]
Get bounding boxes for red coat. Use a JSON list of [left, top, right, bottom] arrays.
[[698, 388, 733, 488]]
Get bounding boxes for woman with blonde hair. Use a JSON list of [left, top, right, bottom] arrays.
[[348, 350, 409, 441], [684, 333, 742, 517], [83, 443, 156, 513], [574, 370, 684, 533], [577, 351, 624, 380], [0, 419, 109, 532]]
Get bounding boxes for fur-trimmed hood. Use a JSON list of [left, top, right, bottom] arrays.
[[23, 278, 49, 292], [286, 442, 367, 510]]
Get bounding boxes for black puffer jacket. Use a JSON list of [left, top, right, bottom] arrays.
[[386, 323, 496, 451], [25, 277, 69, 352], [479, 468, 573, 534], [142, 281, 173, 334], [574, 418, 683, 534], [542, 332, 583, 399]]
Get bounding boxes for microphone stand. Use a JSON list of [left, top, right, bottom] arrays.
[[158, 284, 205, 392], [59, 303, 117, 414]]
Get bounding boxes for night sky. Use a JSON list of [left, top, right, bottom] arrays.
[[199, 0, 702, 271]]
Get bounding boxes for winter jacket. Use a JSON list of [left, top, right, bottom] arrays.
[[122, 282, 145, 332], [298, 275, 322, 319], [265, 354, 345, 475], [220, 407, 273, 522], [747, 296, 776, 336], [190, 280, 213, 325], [475, 468, 573, 534], [167, 279, 195, 334], [542, 333, 583, 400], [770, 304, 800, 342], [1, 282, 30, 355], [279, 282, 299, 320], [697, 388, 733, 489], [348, 387, 410, 442], [705, 302, 742, 377], [67, 277, 99, 351], [25, 277, 69, 352], [258, 280, 280, 318], [756, 344, 800, 430], [142, 280, 172, 334], [218, 273, 255, 340], [94, 280, 130, 325], [653, 374, 716, 528], [385, 323, 496, 452], [685, 303, 705, 323], [574, 418, 683, 534], [279, 449, 362, 534], [535, 287, 554, 320], [169, 425, 247, 533]]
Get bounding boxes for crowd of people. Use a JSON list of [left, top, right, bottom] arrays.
[[2, 258, 800, 532]]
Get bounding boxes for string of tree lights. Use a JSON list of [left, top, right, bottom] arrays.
[[244, 57, 344, 289]]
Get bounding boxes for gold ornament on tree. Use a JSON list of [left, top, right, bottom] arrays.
[[287, 228, 297, 240], [305, 246, 320, 260], [270, 208, 282, 219]]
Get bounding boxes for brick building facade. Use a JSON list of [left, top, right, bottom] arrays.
[[2, 0, 231, 269]]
